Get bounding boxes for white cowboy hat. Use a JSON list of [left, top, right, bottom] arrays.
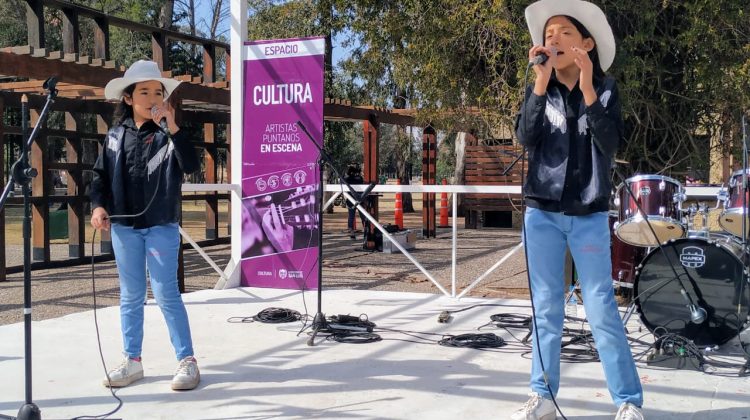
[[104, 60, 182, 101], [525, 0, 616, 71]]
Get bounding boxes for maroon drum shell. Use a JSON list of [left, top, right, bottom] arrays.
[[617, 176, 681, 223], [609, 213, 645, 285], [724, 171, 750, 210]]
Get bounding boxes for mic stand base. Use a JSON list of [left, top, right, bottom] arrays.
[[306, 312, 328, 346], [739, 357, 750, 377], [17, 403, 41, 420]]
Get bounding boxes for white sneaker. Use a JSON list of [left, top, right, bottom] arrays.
[[615, 403, 644, 420], [171, 356, 200, 390], [511, 392, 557, 420], [102, 356, 143, 388]]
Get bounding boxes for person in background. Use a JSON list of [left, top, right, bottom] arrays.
[[344, 164, 365, 239]]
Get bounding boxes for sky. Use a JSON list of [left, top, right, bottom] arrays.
[[193, 2, 354, 69]]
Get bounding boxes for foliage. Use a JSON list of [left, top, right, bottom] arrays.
[[603, 0, 750, 176], [3, 0, 749, 180], [340, 0, 750, 176], [247, 0, 365, 175]]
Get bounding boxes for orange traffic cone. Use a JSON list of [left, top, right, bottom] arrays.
[[395, 179, 404, 229], [439, 178, 449, 228]]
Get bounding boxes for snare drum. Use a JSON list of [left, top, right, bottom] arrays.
[[614, 175, 685, 247], [719, 169, 750, 237]]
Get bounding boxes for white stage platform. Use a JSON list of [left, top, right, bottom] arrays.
[[1, 288, 748, 419]]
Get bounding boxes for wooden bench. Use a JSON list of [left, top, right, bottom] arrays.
[[463, 144, 525, 228]]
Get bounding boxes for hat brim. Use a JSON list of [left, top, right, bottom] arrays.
[[525, 0, 616, 72], [104, 77, 182, 101]]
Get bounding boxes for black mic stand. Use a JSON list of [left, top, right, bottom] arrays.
[[295, 120, 374, 346], [500, 149, 524, 176], [0, 78, 57, 420], [740, 113, 750, 373]]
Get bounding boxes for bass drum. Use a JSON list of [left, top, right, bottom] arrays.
[[634, 235, 750, 346]]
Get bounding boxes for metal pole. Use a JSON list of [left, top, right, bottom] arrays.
[[451, 192, 457, 297]]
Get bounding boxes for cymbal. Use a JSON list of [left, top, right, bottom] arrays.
[[614, 158, 630, 164]]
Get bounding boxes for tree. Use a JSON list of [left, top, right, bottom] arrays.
[[247, 0, 365, 213], [603, 0, 750, 175], [340, 0, 750, 178]]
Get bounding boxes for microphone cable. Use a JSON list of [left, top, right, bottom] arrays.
[[76, 127, 174, 419], [519, 60, 567, 419], [518, 58, 703, 418]]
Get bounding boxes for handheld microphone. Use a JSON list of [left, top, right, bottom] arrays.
[[151, 106, 169, 132], [528, 47, 557, 67], [680, 288, 707, 324], [688, 304, 707, 324]]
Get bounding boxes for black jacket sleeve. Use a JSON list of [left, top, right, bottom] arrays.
[[170, 129, 201, 175], [514, 86, 547, 148], [89, 146, 109, 210], [586, 81, 622, 158]]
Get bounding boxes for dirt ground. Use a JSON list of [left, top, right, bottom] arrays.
[[0, 189, 536, 326]]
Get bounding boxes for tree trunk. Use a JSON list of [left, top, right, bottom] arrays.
[[454, 132, 467, 216], [209, 0, 223, 39], [394, 94, 415, 213], [159, 1, 174, 29]]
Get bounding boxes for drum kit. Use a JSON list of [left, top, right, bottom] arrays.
[[610, 171, 750, 347]]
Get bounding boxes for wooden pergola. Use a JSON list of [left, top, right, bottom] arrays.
[[0, 0, 440, 283]]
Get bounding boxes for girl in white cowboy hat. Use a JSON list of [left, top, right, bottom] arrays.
[[513, 1, 644, 419], [90, 60, 202, 391]]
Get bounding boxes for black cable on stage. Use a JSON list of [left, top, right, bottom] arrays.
[[490, 313, 532, 329], [438, 333, 506, 349], [327, 332, 382, 344], [70, 230, 124, 420], [227, 307, 303, 324]]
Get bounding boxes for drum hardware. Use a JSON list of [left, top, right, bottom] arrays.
[[715, 185, 728, 209], [633, 234, 750, 346], [598, 140, 712, 347], [684, 203, 710, 235], [611, 174, 745, 344]]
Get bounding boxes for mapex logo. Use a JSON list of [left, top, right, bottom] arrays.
[[278, 269, 303, 279], [680, 246, 705, 268]]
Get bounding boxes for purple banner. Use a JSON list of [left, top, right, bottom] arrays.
[[241, 37, 324, 289]]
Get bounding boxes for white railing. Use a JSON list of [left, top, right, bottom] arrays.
[[182, 183, 724, 297]]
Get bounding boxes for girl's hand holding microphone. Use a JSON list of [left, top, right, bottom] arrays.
[[529, 45, 557, 95], [150, 101, 180, 134], [91, 207, 110, 231]]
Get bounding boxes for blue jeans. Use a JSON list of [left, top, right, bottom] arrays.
[[111, 222, 194, 360], [524, 207, 643, 407]]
